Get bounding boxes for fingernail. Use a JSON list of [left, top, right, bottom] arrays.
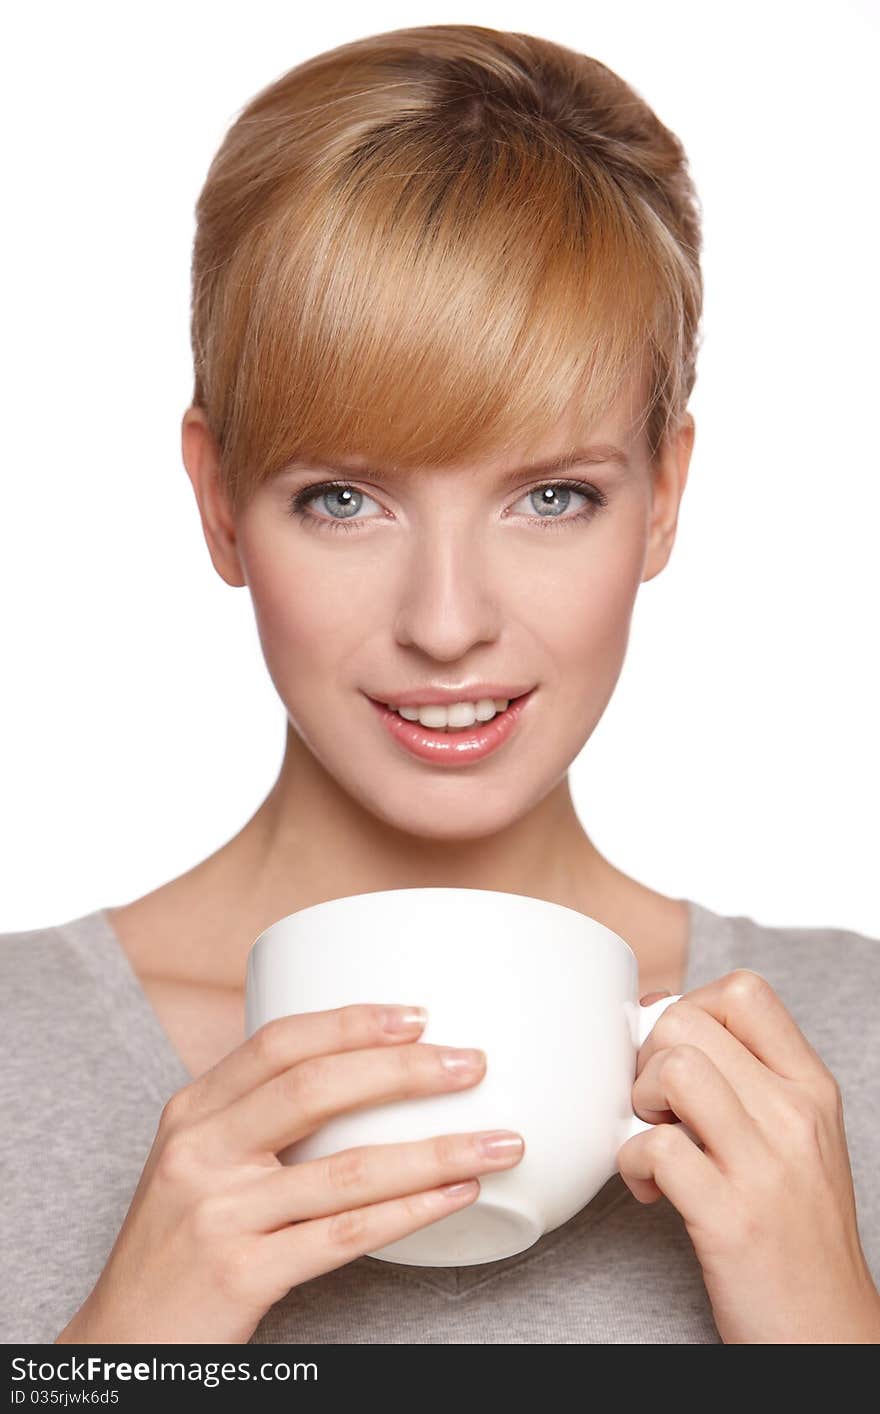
[[425, 1178, 479, 1209], [477, 1130, 524, 1158], [441, 1180, 478, 1198], [440, 1048, 485, 1074], [382, 1005, 428, 1034]]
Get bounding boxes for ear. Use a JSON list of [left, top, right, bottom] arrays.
[[641, 412, 695, 584], [181, 407, 247, 588]]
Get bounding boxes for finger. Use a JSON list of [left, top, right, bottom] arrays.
[[237, 1129, 525, 1232], [634, 998, 792, 1131], [170, 1004, 430, 1121], [633, 1042, 768, 1175], [254, 1180, 483, 1296], [617, 1118, 726, 1224], [663, 970, 828, 1083], [203, 1041, 487, 1162]]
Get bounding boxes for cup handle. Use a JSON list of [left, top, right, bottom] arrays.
[[619, 993, 700, 1147]]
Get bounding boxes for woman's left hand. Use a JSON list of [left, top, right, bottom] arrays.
[[617, 970, 880, 1343]]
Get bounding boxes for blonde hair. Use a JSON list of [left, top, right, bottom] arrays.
[[189, 23, 704, 514]]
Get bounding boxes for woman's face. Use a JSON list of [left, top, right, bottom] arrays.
[[185, 377, 693, 842]]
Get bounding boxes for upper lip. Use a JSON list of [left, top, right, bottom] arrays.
[[365, 684, 535, 707]]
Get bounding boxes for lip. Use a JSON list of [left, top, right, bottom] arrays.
[[365, 683, 535, 708], [366, 688, 536, 766]]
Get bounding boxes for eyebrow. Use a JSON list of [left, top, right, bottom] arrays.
[[491, 445, 631, 485], [285, 444, 630, 486]]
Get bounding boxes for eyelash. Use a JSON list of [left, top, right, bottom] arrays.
[[286, 478, 609, 534]]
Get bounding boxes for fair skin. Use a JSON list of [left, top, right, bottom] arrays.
[[54, 372, 697, 1347], [57, 371, 879, 1343], [107, 371, 695, 1081]]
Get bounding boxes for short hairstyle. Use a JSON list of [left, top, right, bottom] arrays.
[[188, 23, 704, 514]]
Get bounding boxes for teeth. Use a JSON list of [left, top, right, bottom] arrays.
[[392, 697, 511, 729]]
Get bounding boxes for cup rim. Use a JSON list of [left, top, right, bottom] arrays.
[[247, 886, 637, 968]]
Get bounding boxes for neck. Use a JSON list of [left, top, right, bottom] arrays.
[[125, 719, 685, 989]]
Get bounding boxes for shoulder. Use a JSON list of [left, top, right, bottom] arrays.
[[0, 917, 72, 996], [687, 900, 879, 1002], [686, 900, 878, 1102], [0, 911, 113, 1016], [0, 912, 131, 1117]]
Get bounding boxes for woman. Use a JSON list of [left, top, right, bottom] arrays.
[[2, 23, 878, 1345]]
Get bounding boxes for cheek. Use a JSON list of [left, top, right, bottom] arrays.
[[519, 524, 644, 664], [240, 529, 361, 685]]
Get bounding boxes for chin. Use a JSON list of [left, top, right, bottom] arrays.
[[360, 789, 538, 846]]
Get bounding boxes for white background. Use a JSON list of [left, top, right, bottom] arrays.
[[2, 0, 877, 937]]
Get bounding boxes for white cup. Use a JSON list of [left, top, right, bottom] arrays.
[[245, 887, 688, 1268]]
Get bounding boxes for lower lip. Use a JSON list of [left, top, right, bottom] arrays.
[[366, 690, 536, 766]]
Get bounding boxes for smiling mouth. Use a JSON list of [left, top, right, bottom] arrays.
[[366, 688, 536, 765], [375, 691, 530, 731]]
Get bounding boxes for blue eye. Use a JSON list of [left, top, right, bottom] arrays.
[[286, 478, 608, 533], [514, 482, 606, 524], [287, 481, 381, 532]]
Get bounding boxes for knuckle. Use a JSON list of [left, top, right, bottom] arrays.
[[396, 1041, 428, 1090], [724, 969, 771, 1006], [158, 1087, 194, 1135], [782, 1095, 824, 1150], [816, 1069, 842, 1112], [329, 1003, 368, 1048], [155, 1130, 200, 1188], [324, 1147, 369, 1196], [431, 1132, 460, 1168], [661, 1043, 704, 1085], [214, 1238, 261, 1302], [326, 1206, 369, 1250], [652, 1001, 697, 1046], [280, 1055, 331, 1115], [251, 1017, 293, 1069], [645, 1121, 684, 1165]]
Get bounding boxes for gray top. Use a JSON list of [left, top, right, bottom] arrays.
[[1, 899, 877, 1344]]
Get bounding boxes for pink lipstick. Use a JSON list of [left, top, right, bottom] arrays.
[[365, 689, 536, 766]]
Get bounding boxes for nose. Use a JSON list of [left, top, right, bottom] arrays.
[[392, 523, 502, 660]]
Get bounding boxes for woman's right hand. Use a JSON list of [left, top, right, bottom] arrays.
[[55, 1003, 524, 1344]]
